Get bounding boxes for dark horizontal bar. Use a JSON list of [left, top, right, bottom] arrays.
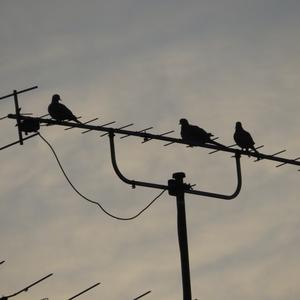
[[0, 86, 38, 100], [7, 114, 300, 167], [0, 133, 39, 151]]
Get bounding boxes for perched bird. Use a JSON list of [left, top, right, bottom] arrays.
[[48, 94, 82, 123], [18, 118, 40, 135], [234, 121, 260, 157], [179, 118, 226, 148]]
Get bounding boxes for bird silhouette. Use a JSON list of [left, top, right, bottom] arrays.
[[48, 94, 82, 123], [234, 121, 260, 157], [179, 118, 226, 148]]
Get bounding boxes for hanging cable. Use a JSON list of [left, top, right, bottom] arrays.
[[38, 132, 166, 221]]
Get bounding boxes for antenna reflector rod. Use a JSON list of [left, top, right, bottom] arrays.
[[100, 123, 134, 137], [120, 126, 153, 139], [81, 121, 116, 134], [276, 157, 300, 168]]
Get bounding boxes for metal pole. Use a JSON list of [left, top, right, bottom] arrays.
[[13, 90, 23, 145], [173, 172, 192, 300]]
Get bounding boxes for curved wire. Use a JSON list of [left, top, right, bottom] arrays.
[[38, 132, 166, 221]]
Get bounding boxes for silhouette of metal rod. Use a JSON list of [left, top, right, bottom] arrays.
[[173, 172, 192, 300], [209, 143, 236, 154], [66, 282, 101, 300], [0, 260, 5, 265], [109, 131, 242, 199], [255, 149, 286, 162], [164, 141, 175, 146], [4, 273, 53, 298], [142, 130, 174, 143], [7, 115, 300, 168], [64, 117, 98, 130], [100, 123, 134, 137], [0, 133, 39, 151], [81, 121, 116, 134], [133, 290, 152, 299], [13, 91, 23, 145], [108, 131, 167, 190], [120, 127, 153, 139], [0, 86, 38, 100], [276, 157, 300, 168]]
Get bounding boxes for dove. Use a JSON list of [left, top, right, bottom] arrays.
[[179, 118, 226, 148], [234, 121, 260, 157], [48, 94, 82, 123]]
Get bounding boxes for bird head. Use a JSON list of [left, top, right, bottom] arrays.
[[52, 94, 61, 103], [179, 118, 189, 126], [235, 121, 242, 129]]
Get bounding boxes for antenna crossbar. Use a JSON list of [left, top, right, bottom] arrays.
[[7, 114, 300, 168]]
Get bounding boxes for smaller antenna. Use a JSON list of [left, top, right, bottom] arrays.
[[0, 85, 38, 145], [0, 273, 53, 299]]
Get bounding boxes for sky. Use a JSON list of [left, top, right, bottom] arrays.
[[1, 0, 300, 299]]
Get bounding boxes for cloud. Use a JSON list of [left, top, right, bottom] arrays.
[[1, 1, 300, 299]]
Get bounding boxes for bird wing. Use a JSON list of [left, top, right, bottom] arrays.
[[235, 129, 255, 148], [58, 103, 78, 120]]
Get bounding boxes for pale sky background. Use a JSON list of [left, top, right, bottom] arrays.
[[1, 1, 300, 299]]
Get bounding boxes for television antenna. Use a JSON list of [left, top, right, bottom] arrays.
[[2, 86, 300, 300]]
